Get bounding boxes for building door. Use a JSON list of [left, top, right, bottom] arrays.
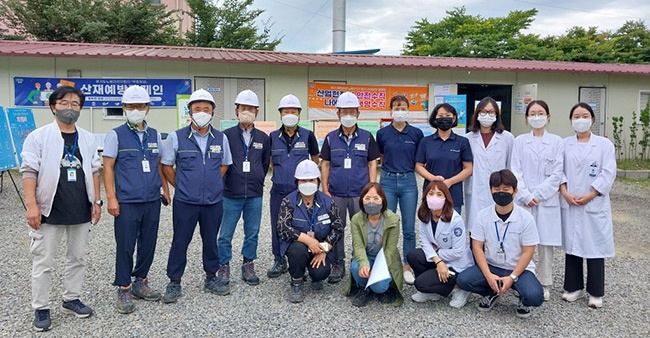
[[194, 77, 266, 125], [458, 84, 513, 131]]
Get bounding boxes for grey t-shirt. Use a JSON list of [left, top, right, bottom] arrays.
[[366, 216, 384, 261]]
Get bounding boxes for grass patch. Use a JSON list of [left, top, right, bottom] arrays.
[[616, 177, 650, 189], [617, 159, 650, 170]]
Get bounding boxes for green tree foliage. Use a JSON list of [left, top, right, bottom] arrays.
[[612, 20, 650, 64], [186, 0, 281, 50], [0, 0, 182, 45]]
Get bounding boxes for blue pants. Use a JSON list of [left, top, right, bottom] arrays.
[[269, 189, 289, 257], [166, 200, 222, 279], [113, 200, 161, 286], [456, 264, 544, 307], [380, 171, 418, 263], [350, 258, 392, 294], [218, 196, 263, 265]]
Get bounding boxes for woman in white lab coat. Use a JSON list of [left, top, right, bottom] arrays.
[[510, 100, 564, 301], [464, 97, 514, 233], [560, 102, 616, 309]]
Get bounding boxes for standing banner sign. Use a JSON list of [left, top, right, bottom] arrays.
[[6, 108, 36, 166], [0, 106, 17, 171]]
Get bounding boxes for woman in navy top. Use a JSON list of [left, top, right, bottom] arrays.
[[415, 103, 473, 214], [376, 95, 424, 285]]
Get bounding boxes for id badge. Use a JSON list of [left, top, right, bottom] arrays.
[[67, 168, 77, 182], [243, 161, 251, 173], [496, 250, 506, 264], [142, 160, 151, 173], [307, 231, 315, 238], [589, 166, 598, 177], [344, 157, 352, 169]]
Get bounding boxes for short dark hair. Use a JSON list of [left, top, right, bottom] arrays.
[[358, 182, 388, 215], [417, 181, 454, 223], [389, 95, 409, 109], [429, 103, 458, 128], [48, 86, 85, 109], [569, 102, 595, 120], [525, 100, 550, 116], [489, 169, 518, 190], [468, 97, 505, 133]]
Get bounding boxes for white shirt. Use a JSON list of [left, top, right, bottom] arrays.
[[419, 211, 474, 273]]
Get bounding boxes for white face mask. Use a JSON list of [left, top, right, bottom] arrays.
[[282, 114, 299, 127], [238, 111, 256, 124], [478, 114, 497, 127], [340, 115, 357, 128], [572, 118, 593, 133], [298, 182, 318, 196], [527, 116, 548, 129], [192, 112, 212, 129], [392, 111, 408, 123], [125, 109, 146, 125]]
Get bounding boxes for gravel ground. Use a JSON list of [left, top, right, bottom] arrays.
[[0, 170, 649, 337]]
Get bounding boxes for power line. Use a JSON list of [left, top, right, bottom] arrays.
[[513, 0, 647, 21], [283, 0, 331, 46]]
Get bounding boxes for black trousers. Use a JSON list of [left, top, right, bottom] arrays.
[[563, 254, 605, 297], [407, 248, 456, 297], [286, 242, 332, 282]]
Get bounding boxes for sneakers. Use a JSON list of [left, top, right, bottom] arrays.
[[61, 299, 93, 318], [377, 288, 397, 304], [543, 286, 550, 301], [403, 270, 415, 285], [242, 261, 260, 285], [351, 288, 372, 307], [311, 280, 324, 290], [561, 289, 585, 302], [477, 294, 500, 312], [516, 300, 532, 318], [204, 276, 230, 296], [449, 288, 471, 308], [132, 278, 162, 301], [588, 295, 603, 309], [267, 256, 288, 278], [33, 309, 52, 332], [162, 281, 182, 303], [115, 287, 135, 314], [328, 260, 345, 284], [288, 279, 305, 303], [411, 291, 442, 303]]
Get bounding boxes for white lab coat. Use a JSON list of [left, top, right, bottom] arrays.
[[464, 130, 514, 233], [561, 134, 616, 258], [419, 211, 474, 273], [510, 130, 564, 246]]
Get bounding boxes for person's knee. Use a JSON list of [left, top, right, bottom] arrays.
[[370, 280, 391, 294], [311, 265, 331, 282], [406, 249, 422, 266], [520, 288, 544, 307]]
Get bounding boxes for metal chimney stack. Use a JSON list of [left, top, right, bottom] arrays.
[[332, 0, 346, 53]]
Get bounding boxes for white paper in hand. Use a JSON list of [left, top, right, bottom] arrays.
[[365, 248, 391, 290]]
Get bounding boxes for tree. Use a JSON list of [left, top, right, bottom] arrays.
[[553, 26, 615, 63], [611, 20, 650, 64], [186, 0, 281, 50], [0, 0, 182, 45]]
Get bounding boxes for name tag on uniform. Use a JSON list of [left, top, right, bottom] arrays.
[[496, 249, 506, 264], [67, 168, 77, 182], [210, 145, 222, 153], [318, 214, 329, 221], [243, 160, 251, 173], [589, 162, 598, 177], [142, 160, 151, 172], [148, 142, 158, 148], [252, 142, 263, 150], [322, 219, 331, 224], [354, 143, 366, 151], [150, 148, 159, 154], [344, 157, 352, 169]]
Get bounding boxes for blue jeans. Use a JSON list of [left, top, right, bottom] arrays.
[[218, 196, 263, 265], [350, 258, 392, 294], [380, 171, 418, 263], [456, 264, 544, 307]]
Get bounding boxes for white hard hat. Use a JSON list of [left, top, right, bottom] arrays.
[[235, 89, 259, 107], [336, 91, 360, 108], [122, 85, 150, 104], [188, 88, 215, 108], [294, 159, 320, 180], [278, 94, 302, 111]]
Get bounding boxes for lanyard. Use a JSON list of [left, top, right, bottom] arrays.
[[301, 199, 320, 231], [128, 123, 148, 158], [340, 133, 356, 158], [494, 221, 510, 251], [63, 132, 78, 165], [241, 130, 253, 160]]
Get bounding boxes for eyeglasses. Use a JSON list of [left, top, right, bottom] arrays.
[[56, 101, 81, 109], [363, 196, 382, 203], [528, 111, 547, 118], [478, 110, 497, 117]]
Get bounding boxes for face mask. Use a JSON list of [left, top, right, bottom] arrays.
[[492, 192, 514, 207], [192, 112, 213, 129], [282, 114, 299, 127], [392, 111, 408, 123], [298, 182, 318, 196], [572, 118, 592, 133], [527, 116, 547, 129], [238, 111, 256, 124], [363, 202, 382, 216], [435, 117, 454, 131], [55, 109, 80, 124], [340, 115, 357, 128], [125, 109, 146, 125], [478, 114, 497, 127], [426, 195, 446, 211]]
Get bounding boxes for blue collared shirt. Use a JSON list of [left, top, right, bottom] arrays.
[[376, 123, 424, 173]]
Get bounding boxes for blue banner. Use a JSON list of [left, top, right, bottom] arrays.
[[0, 106, 18, 171], [443, 95, 468, 128], [6, 108, 36, 166], [14, 77, 192, 108]]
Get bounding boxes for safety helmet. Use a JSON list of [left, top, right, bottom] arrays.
[[294, 159, 321, 180], [278, 94, 302, 111], [188, 88, 215, 108], [336, 91, 360, 108], [235, 89, 259, 107], [122, 85, 150, 104]]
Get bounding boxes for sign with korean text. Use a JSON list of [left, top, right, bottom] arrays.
[[6, 108, 36, 166], [0, 106, 17, 171]]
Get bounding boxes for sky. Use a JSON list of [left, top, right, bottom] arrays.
[[258, 0, 650, 55]]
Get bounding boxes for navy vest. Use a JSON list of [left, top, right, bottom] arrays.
[[270, 126, 311, 195], [326, 128, 371, 197], [279, 190, 335, 259], [174, 125, 224, 205], [114, 123, 162, 203]]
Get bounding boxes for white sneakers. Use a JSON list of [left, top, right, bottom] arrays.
[[561, 289, 585, 302], [403, 270, 415, 285], [588, 295, 603, 308], [411, 291, 441, 303], [449, 288, 471, 308], [543, 286, 550, 301]]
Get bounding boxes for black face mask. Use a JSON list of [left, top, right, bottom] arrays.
[[435, 117, 454, 131], [492, 192, 514, 207]]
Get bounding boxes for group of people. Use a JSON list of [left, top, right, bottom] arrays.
[[20, 85, 616, 331]]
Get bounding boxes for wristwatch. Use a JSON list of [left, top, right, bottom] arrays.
[[95, 200, 103, 207], [510, 274, 519, 282]]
